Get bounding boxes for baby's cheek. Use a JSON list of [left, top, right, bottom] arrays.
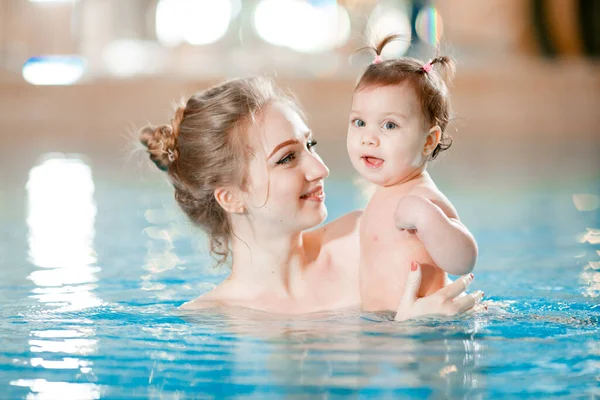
[[345, 135, 354, 154]]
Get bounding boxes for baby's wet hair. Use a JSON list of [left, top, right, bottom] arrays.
[[356, 34, 456, 160]]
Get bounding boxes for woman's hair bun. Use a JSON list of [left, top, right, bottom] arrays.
[[139, 106, 185, 171], [139, 124, 178, 171]]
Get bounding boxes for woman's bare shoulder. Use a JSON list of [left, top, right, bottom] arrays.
[[179, 296, 260, 317], [304, 210, 363, 275], [178, 283, 234, 311], [179, 294, 223, 311], [308, 210, 363, 244]]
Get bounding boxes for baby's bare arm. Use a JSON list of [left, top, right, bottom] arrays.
[[394, 194, 477, 275]]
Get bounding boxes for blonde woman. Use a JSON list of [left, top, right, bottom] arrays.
[[139, 77, 482, 320]]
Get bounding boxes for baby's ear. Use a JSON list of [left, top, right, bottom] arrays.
[[423, 126, 442, 156], [214, 187, 245, 214]]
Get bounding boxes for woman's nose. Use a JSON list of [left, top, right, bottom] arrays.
[[306, 153, 330, 182]]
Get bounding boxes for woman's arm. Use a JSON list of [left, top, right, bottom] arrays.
[[394, 195, 478, 275]]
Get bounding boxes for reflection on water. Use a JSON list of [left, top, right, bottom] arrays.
[[14, 155, 102, 399], [141, 206, 190, 300], [29, 327, 96, 356], [26, 154, 102, 311], [10, 379, 100, 400], [1, 159, 598, 397], [580, 228, 600, 245], [572, 194, 600, 212], [580, 268, 600, 298], [163, 309, 488, 397], [27, 156, 96, 269]]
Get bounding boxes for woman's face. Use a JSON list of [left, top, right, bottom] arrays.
[[242, 102, 330, 235]]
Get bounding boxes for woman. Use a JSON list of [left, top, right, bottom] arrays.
[[139, 76, 481, 320]]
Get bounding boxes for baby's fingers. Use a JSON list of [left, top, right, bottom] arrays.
[[452, 290, 484, 313]]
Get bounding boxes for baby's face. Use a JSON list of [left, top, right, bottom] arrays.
[[347, 82, 429, 187]]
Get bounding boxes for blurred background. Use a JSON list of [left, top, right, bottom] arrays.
[[1, 4, 599, 398], [0, 0, 599, 278], [1, 3, 599, 398], [0, 0, 598, 188]]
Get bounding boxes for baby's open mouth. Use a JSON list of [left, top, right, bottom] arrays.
[[362, 156, 384, 168]]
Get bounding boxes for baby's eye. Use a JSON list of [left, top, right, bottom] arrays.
[[277, 152, 296, 165], [352, 118, 366, 128], [307, 140, 317, 151], [382, 121, 398, 130]]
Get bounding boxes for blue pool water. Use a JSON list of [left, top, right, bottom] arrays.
[[1, 156, 599, 399]]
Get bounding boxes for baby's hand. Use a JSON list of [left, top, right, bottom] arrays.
[[394, 195, 432, 232]]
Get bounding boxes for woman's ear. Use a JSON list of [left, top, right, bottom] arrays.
[[214, 187, 245, 214], [423, 125, 442, 156]]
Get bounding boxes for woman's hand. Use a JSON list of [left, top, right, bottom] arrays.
[[395, 261, 484, 321]]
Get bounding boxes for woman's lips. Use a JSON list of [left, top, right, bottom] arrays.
[[362, 156, 384, 169], [300, 187, 325, 202]]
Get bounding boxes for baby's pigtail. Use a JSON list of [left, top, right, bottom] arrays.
[[354, 33, 409, 64], [375, 33, 405, 56], [429, 56, 456, 86]]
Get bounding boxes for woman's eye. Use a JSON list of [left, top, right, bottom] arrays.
[[307, 140, 317, 150], [277, 152, 296, 165], [352, 119, 365, 128], [382, 121, 397, 130]]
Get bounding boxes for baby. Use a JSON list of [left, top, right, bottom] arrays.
[[347, 35, 479, 312]]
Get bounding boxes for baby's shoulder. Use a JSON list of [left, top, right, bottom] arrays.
[[407, 184, 442, 200], [408, 185, 458, 219]]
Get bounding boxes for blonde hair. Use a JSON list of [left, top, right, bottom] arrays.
[[139, 76, 300, 266]]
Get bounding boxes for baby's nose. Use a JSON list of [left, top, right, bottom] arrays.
[[361, 132, 379, 146]]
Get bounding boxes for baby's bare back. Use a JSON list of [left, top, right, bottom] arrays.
[[359, 184, 446, 311]]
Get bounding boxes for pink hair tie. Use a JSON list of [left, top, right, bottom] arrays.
[[373, 55, 382, 64], [422, 61, 433, 73]]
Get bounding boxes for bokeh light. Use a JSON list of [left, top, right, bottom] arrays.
[[22, 56, 86, 86], [28, 0, 78, 3], [367, 4, 411, 56], [102, 39, 166, 77], [156, 0, 232, 47], [254, 0, 350, 53], [230, 0, 242, 20], [416, 6, 444, 45]]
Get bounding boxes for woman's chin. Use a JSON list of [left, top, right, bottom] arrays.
[[303, 205, 328, 229], [318, 206, 328, 223]]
